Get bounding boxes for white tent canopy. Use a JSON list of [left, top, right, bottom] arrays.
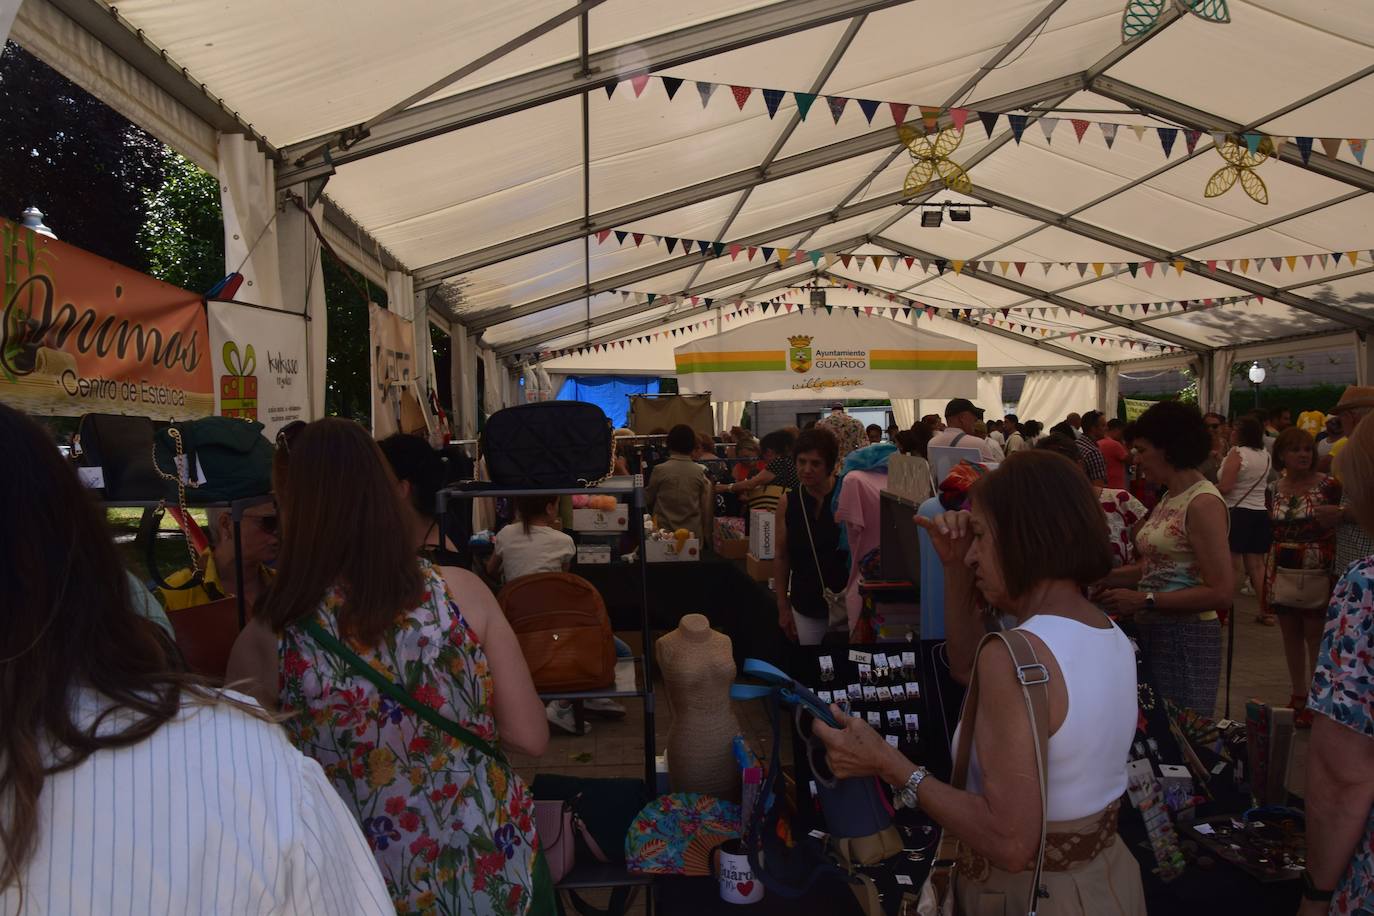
[[10, 0, 1374, 424]]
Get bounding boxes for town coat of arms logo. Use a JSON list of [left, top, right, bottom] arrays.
[[788, 335, 813, 373]]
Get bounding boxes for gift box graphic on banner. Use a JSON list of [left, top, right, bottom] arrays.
[[219, 341, 258, 420]]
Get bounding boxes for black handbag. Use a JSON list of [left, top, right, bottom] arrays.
[[481, 402, 615, 488], [76, 413, 173, 501]]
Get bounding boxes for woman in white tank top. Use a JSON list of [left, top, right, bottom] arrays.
[[1219, 417, 1274, 622], [815, 451, 1144, 916]]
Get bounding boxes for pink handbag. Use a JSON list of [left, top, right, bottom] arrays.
[[535, 799, 576, 883]]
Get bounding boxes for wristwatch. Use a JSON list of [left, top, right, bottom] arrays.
[[1144, 592, 1157, 611], [1302, 870, 1334, 903], [893, 766, 929, 810]]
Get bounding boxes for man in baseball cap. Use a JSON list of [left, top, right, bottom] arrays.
[[928, 398, 1004, 462]]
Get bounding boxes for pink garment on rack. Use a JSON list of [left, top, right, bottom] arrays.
[[834, 469, 887, 629]]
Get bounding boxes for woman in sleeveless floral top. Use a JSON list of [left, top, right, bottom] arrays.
[[228, 420, 549, 916], [1099, 403, 1234, 716]]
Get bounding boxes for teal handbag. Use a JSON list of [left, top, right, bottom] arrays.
[[153, 417, 273, 504]]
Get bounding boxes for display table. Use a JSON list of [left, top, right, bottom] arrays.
[[654, 874, 862, 916]]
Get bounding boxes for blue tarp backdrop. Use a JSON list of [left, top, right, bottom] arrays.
[[555, 376, 660, 427]]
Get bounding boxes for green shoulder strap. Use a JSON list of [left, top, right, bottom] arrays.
[[300, 618, 508, 768]]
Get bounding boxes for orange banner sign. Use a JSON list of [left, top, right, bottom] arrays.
[[1, 220, 214, 419]]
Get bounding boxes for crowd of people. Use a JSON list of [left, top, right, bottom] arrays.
[[4, 384, 1374, 914]]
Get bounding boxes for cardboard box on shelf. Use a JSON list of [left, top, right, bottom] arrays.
[[717, 540, 748, 560], [571, 507, 629, 532], [713, 516, 748, 558], [746, 553, 773, 582], [749, 509, 775, 560], [646, 537, 700, 562]]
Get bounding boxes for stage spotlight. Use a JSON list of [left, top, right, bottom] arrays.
[[810, 289, 826, 308], [948, 206, 972, 222], [920, 208, 943, 228]]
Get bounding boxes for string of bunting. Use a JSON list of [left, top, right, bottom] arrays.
[[603, 73, 1371, 165], [593, 229, 1373, 278], [520, 282, 1237, 360]]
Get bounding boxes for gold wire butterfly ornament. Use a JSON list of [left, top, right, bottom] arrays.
[[1123, 0, 1229, 42], [1205, 135, 1273, 204], [899, 126, 971, 197]]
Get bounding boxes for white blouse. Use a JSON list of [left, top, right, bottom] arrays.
[[2, 690, 392, 915]]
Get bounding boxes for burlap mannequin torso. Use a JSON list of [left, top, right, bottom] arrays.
[[655, 614, 742, 800]]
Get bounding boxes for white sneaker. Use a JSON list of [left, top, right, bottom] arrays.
[[584, 698, 627, 718], [546, 701, 589, 736], [1239, 582, 1256, 596]]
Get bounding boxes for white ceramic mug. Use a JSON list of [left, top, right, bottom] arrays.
[[716, 839, 764, 905]]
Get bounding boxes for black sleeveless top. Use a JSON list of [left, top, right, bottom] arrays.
[[785, 484, 848, 619]]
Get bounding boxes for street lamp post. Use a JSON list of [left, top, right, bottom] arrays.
[[1249, 361, 1267, 411]]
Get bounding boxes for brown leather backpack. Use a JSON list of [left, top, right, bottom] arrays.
[[497, 572, 616, 692]]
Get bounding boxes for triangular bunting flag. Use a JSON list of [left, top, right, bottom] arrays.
[[902, 307, 911, 319], [952, 260, 965, 274], [1349, 250, 1361, 266], [776, 248, 790, 265], [889, 255, 901, 270], [614, 230, 628, 245], [1157, 127, 1178, 157], [1319, 254, 1329, 267], [1303, 254, 1314, 269], [809, 250, 823, 266], [1007, 113, 1028, 144], [1039, 118, 1059, 143], [605, 81, 618, 100], [840, 254, 852, 268], [857, 99, 881, 124], [747, 247, 757, 261], [794, 92, 817, 121], [904, 257, 915, 270], [826, 96, 848, 124], [935, 259, 949, 275], [1183, 129, 1202, 155], [664, 237, 678, 254], [696, 81, 718, 108], [998, 261, 1010, 275], [919, 106, 941, 132], [1127, 262, 1139, 278], [864, 307, 874, 316], [979, 110, 999, 138], [1100, 122, 1118, 149], [1092, 262, 1105, 277], [1143, 261, 1155, 278], [1239, 258, 1250, 273], [887, 102, 910, 126], [632, 232, 644, 246], [950, 108, 970, 131], [1320, 137, 1342, 160], [871, 255, 884, 271], [662, 76, 684, 100], [1174, 260, 1186, 276], [631, 74, 651, 97], [761, 247, 774, 263], [1014, 262, 1026, 277], [713, 242, 725, 258], [1349, 139, 1367, 164], [647, 293, 657, 305], [596, 229, 611, 244], [730, 85, 752, 110], [1295, 136, 1315, 164], [1076, 262, 1088, 278], [1243, 133, 1264, 155], [1130, 125, 1148, 142], [1270, 257, 1283, 271], [761, 88, 785, 119], [1071, 119, 1091, 142]]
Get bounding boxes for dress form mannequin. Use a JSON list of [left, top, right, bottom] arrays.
[[655, 614, 742, 799]]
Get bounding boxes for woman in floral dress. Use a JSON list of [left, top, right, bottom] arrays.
[[228, 419, 550, 916], [1264, 427, 1343, 727]]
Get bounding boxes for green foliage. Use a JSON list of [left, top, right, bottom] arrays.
[[0, 42, 166, 271], [323, 257, 382, 425], [1121, 383, 1347, 420], [138, 151, 225, 293]]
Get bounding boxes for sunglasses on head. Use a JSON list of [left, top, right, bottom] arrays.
[[276, 420, 307, 453]]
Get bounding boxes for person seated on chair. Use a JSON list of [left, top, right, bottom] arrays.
[[647, 424, 713, 540], [158, 502, 278, 612], [486, 495, 575, 583]]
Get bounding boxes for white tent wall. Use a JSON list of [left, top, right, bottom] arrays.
[[1099, 365, 1120, 418], [977, 374, 1005, 418], [451, 324, 479, 440], [481, 348, 505, 417], [219, 135, 284, 308], [275, 184, 329, 419], [891, 399, 916, 429], [1016, 371, 1097, 426], [715, 401, 746, 432]]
